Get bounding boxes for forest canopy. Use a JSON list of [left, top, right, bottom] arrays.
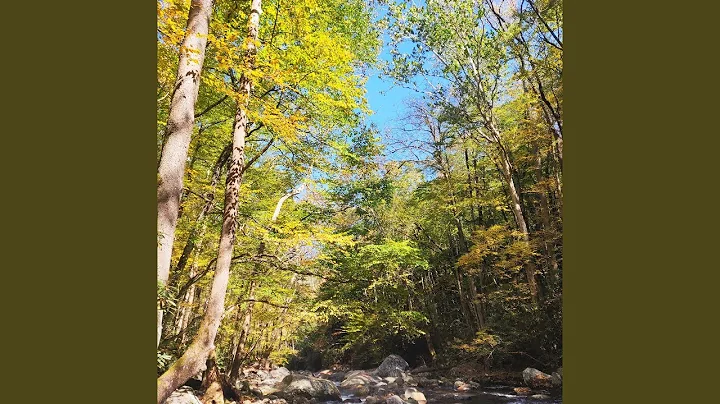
[[156, 0, 562, 402]]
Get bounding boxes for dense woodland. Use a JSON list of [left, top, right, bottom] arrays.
[[157, 0, 562, 402]]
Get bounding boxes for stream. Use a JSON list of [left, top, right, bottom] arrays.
[[336, 383, 561, 404]]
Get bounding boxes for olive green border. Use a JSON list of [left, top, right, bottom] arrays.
[[4, 1, 157, 402], [564, 0, 717, 402], [6, 1, 717, 403]]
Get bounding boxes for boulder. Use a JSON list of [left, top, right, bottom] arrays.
[[522, 367, 553, 389], [375, 387, 388, 397], [531, 394, 552, 399], [344, 370, 369, 379], [235, 379, 251, 392], [513, 387, 532, 396], [403, 388, 427, 404], [365, 396, 383, 404], [355, 385, 371, 397], [165, 387, 202, 404], [329, 371, 346, 382], [400, 373, 416, 386], [258, 384, 282, 396], [377, 355, 409, 378], [412, 365, 431, 374], [551, 367, 562, 387], [275, 374, 341, 401], [294, 370, 314, 377], [270, 367, 291, 381], [385, 395, 407, 404], [341, 371, 381, 390], [286, 397, 313, 404], [453, 380, 471, 391]]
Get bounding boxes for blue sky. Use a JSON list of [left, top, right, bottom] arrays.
[[365, 68, 413, 137], [361, 4, 420, 159]]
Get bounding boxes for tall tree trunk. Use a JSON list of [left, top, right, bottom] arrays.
[[467, 274, 485, 329], [464, 147, 477, 228], [201, 350, 225, 404], [174, 265, 196, 337], [533, 148, 560, 294], [162, 145, 232, 343], [495, 144, 539, 305], [228, 280, 256, 382], [157, 2, 262, 402], [157, 0, 215, 348], [454, 266, 474, 332]]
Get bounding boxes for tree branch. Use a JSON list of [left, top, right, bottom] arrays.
[[195, 95, 229, 118]]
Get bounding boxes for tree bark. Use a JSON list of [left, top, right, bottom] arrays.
[[494, 143, 539, 305], [228, 280, 256, 382], [533, 144, 560, 288], [467, 274, 485, 329], [464, 147, 477, 228], [157, 2, 263, 402], [158, 0, 215, 348], [162, 145, 232, 343], [201, 350, 225, 404]]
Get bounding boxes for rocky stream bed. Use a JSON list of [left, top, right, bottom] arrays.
[[166, 355, 562, 404]]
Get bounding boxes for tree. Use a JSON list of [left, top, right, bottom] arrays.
[[157, 0, 379, 400], [158, 0, 216, 348], [158, 1, 262, 402]]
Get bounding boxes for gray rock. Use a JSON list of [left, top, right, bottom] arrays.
[[453, 380, 472, 391], [235, 379, 251, 391], [329, 371, 346, 382], [370, 381, 388, 394], [412, 365, 431, 374], [400, 373, 415, 386], [294, 370, 314, 377], [344, 370, 369, 380], [275, 374, 341, 401], [165, 387, 202, 404], [355, 385, 371, 396], [403, 388, 426, 404], [377, 355, 409, 378], [258, 384, 282, 396], [551, 372, 562, 387], [365, 396, 383, 404], [270, 367, 291, 380], [288, 397, 311, 404], [522, 367, 552, 388], [341, 371, 382, 389], [551, 367, 562, 387], [531, 394, 551, 399], [385, 395, 407, 404]]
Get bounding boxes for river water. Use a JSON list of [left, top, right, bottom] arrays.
[[335, 385, 561, 404]]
